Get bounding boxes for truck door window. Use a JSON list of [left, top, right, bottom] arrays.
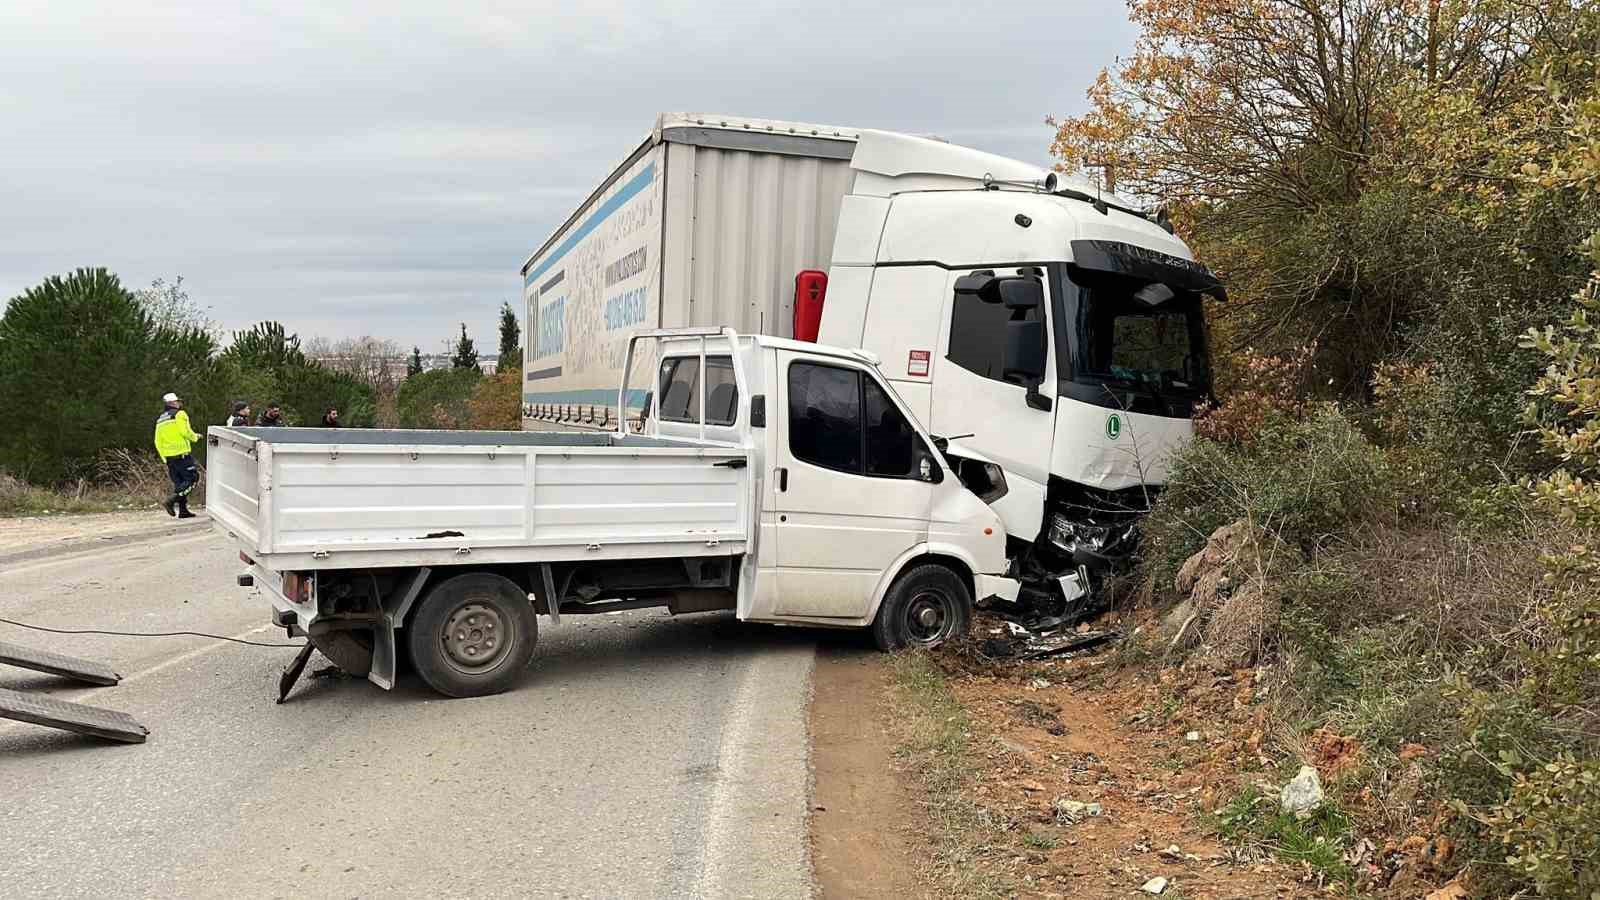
[[947, 271, 1043, 385], [788, 362, 923, 479], [658, 355, 739, 425], [788, 363, 861, 472]]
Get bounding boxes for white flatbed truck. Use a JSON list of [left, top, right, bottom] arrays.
[[207, 329, 1018, 698]]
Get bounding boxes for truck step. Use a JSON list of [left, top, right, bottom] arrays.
[[0, 640, 121, 686], [0, 686, 149, 743]]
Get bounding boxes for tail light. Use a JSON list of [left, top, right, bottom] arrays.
[[282, 572, 313, 605], [239, 551, 255, 566], [793, 270, 827, 342]]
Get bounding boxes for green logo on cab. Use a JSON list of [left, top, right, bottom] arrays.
[[1105, 413, 1123, 441]]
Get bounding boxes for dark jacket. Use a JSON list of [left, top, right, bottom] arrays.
[[257, 410, 284, 427]]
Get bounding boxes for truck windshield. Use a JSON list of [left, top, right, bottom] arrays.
[[1067, 267, 1210, 398]]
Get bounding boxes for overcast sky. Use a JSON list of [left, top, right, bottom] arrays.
[[0, 1, 1134, 353]]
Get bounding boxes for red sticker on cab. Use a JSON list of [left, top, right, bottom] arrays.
[[908, 349, 930, 377]]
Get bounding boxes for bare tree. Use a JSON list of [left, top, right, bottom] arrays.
[[135, 276, 219, 338], [306, 336, 407, 395]]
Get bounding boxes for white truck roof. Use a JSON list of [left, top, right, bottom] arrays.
[[520, 113, 1142, 275]]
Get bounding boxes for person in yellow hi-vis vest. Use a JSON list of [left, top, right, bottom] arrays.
[[154, 391, 201, 518]]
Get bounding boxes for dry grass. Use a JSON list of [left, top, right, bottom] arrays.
[[0, 449, 197, 517], [884, 652, 1014, 899]]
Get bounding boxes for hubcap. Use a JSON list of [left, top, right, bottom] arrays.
[[905, 591, 952, 645], [442, 602, 511, 673]]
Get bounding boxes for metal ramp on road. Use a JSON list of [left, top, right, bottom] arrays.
[[0, 640, 122, 685], [0, 686, 149, 743], [0, 640, 148, 744]]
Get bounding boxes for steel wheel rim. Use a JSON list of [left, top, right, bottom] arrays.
[[441, 601, 512, 674], [904, 590, 953, 645]]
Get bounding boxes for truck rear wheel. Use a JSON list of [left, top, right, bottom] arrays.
[[871, 564, 972, 652], [408, 573, 537, 698]]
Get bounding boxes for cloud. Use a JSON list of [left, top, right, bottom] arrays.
[[0, 0, 1134, 349]]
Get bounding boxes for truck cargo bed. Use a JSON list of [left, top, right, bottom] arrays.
[[206, 426, 751, 570]]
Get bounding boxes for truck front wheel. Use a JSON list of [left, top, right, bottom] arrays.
[[408, 573, 537, 698], [871, 564, 972, 652]]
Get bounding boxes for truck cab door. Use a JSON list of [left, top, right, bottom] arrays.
[[765, 350, 939, 619], [929, 268, 1057, 539]]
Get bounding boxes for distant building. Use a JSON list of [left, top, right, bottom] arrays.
[[309, 353, 499, 377]]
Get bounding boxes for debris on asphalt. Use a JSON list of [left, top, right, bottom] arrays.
[[1279, 764, 1325, 818]]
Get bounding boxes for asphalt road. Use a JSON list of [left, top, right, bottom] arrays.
[[0, 524, 819, 899]]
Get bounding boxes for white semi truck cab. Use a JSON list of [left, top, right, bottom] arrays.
[[816, 130, 1224, 616], [518, 115, 1224, 621]]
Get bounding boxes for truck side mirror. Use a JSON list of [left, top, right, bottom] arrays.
[[1004, 320, 1046, 383], [916, 442, 944, 484], [1004, 320, 1053, 411]]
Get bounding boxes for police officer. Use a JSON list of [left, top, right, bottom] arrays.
[[154, 391, 201, 518]]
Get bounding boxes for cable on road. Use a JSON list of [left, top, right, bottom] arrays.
[[0, 616, 304, 649]]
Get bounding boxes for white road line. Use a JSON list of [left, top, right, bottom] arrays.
[[693, 644, 815, 899], [0, 532, 218, 578]]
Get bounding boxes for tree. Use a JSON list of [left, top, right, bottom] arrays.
[[1047, 0, 1598, 462], [134, 275, 218, 338], [306, 335, 404, 395], [450, 323, 479, 372], [0, 268, 224, 482], [468, 369, 523, 430], [219, 321, 376, 427], [396, 367, 480, 429], [221, 321, 307, 371], [498, 301, 521, 370], [407, 346, 424, 377]]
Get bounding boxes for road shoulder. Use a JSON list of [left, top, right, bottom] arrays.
[[0, 511, 209, 565], [809, 646, 926, 899]]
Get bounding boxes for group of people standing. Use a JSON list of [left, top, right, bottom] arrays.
[[153, 392, 343, 518], [222, 401, 339, 428]]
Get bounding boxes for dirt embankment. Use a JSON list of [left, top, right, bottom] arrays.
[[811, 633, 1318, 899]]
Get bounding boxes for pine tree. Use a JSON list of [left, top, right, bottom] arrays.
[[450, 324, 479, 372], [497, 302, 521, 370], [407, 345, 424, 377]]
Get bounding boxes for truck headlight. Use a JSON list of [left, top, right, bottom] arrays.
[[1048, 514, 1107, 553]]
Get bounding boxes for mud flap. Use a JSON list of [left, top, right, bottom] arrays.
[[277, 642, 315, 704], [0, 686, 148, 743], [370, 567, 431, 691]]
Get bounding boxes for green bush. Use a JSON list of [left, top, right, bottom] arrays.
[[1489, 755, 1600, 898], [396, 368, 480, 429], [1141, 404, 1398, 589]]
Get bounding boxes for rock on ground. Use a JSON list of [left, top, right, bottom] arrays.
[[1280, 765, 1325, 819]]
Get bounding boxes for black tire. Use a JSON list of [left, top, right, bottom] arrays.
[[407, 573, 537, 698], [870, 563, 973, 652]]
